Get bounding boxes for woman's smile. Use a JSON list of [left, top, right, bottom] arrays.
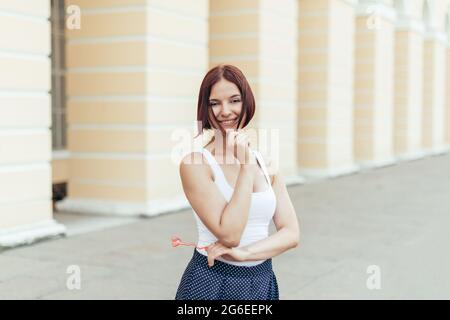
[[220, 118, 238, 126]]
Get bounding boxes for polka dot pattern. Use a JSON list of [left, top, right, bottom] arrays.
[[175, 249, 279, 300]]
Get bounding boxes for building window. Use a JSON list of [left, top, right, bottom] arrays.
[[50, 0, 67, 150]]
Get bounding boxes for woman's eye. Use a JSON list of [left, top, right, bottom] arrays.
[[209, 100, 240, 106]]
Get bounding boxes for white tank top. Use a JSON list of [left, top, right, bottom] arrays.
[[193, 147, 277, 267]]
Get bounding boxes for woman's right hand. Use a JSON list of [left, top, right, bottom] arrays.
[[227, 130, 256, 166]]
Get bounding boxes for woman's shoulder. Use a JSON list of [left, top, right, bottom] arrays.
[[179, 141, 213, 166], [179, 150, 213, 181], [180, 150, 205, 166]]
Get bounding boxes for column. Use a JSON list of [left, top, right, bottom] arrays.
[[209, 0, 301, 183], [393, 5, 425, 160], [298, 0, 358, 177], [446, 37, 450, 146], [0, 0, 65, 247], [58, 0, 209, 216], [422, 0, 448, 154], [444, 14, 450, 148], [354, 0, 396, 168]]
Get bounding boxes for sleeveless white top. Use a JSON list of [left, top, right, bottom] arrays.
[[193, 148, 277, 267]]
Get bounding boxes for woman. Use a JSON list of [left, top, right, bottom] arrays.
[[175, 64, 300, 300]]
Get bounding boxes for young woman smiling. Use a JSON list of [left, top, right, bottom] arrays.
[[175, 64, 300, 300]]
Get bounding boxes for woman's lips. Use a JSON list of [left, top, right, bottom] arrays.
[[220, 119, 237, 126]]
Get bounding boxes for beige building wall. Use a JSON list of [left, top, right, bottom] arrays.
[[2, 0, 450, 247], [394, 1, 425, 160], [209, 0, 300, 181], [0, 0, 65, 246], [441, 2, 450, 150], [354, 0, 396, 167], [422, 0, 448, 154], [297, 0, 358, 177], [52, 157, 69, 184], [422, 36, 447, 153], [57, 0, 209, 216], [447, 41, 450, 144]]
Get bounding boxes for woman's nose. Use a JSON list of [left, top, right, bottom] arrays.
[[221, 102, 232, 115]]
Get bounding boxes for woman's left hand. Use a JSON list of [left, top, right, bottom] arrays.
[[206, 242, 248, 267]]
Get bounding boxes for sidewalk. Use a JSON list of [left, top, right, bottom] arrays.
[[1, 153, 450, 299]]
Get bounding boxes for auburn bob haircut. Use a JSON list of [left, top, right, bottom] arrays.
[[196, 64, 256, 137]]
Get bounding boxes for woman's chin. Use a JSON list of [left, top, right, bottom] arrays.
[[212, 123, 239, 132], [217, 124, 237, 131]]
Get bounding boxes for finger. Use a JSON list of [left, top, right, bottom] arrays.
[[227, 131, 238, 140], [208, 254, 214, 267], [237, 135, 249, 147], [235, 136, 248, 150], [227, 132, 237, 147], [207, 243, 227, 266], [242, 138, 250, 149], [207, 246, 216, 266], [235, 132, 247, 141], [208, 247, 221, 266], [218, 247, 230, 257], [208, 248, 226, 267], [206, 241, 218, 254], [206, 241, 217, 251], [215, 247, 230, 261], [235, 131, 245, 139], [205, 244, 214, 255]]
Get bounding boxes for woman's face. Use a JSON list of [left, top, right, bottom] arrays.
[[208, 78, 245, 131]]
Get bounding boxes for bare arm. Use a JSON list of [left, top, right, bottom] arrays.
[[233, 162, 300, 261], [180, 152, 256, 247]]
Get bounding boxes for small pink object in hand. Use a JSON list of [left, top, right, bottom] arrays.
[[171, 235, 209, 250]]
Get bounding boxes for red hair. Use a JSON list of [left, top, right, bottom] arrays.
[[196, 64, 255, 137]]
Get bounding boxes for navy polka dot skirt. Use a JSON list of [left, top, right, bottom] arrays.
[[175, 249, 279, 300]]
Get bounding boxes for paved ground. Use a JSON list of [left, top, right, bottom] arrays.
[[1, 153, 450, 299]]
